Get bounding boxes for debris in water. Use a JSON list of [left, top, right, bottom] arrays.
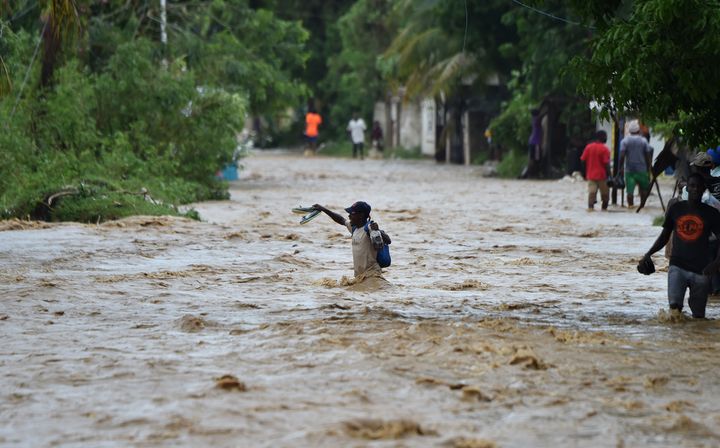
[[547, 327, 611, 345], [508, 257, 535, 266], [444, 437, 497, 448], [644, 375, 669, 389], [664, 400, 695, 412], [665, 415, 716, 436], [444, 279, 490, 291], [508, 347, 548, 370], [460, 386, 493, 402], [177, 315, 207, 332], [416, 377, 446, 387], [214, 375, 247, 391], [342, 418, 433, 439], [579, 230, 600, 238]]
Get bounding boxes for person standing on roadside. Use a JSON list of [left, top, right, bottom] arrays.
[[618, 120, 653, 207], [347, 112, 367, 160], [305, 107, 322, 155], [521, 108, 543, 178], [580, 130, 611, 211], [371, 120, 384, 153], [639, 173, 720, 318]]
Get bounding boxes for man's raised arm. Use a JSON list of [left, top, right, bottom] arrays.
[[313, 204, 346, 226]]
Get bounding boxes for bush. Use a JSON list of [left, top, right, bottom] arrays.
[[496, 148, 526, 178], [389, 146, 423, 159], [320, 140, 353, 157], [488, 83, 533, 158], [0, 34, 246, 222]]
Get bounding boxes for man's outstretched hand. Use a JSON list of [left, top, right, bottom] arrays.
[[637, 254, 655, 275]]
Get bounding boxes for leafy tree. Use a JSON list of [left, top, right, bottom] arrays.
[[170, 1, 310, 115], [320, 0, 394, 136], [1, 1, 307, 221], [566, 0, 720, 146], [486, 1, 592, 165]]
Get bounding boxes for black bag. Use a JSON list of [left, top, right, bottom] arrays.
[[637, 257, 655, 275], [613, 174, 625, 190]]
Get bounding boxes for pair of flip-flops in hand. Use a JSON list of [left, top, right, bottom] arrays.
[[292, 206, 320, 224]]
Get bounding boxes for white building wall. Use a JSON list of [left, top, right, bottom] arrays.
[[399, 101, 421, 150], [420, 99, 436, 156]]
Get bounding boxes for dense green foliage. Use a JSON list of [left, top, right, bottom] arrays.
[[4, 0, 718, 217], [566, 0, 720, 147], [496, 148, 527, 178], [378, 0, 593, 176], [1, 1, 307, 222], [321, 0, 394, 138]]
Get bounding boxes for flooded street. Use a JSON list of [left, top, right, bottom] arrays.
[[3, 151, 720, 447]]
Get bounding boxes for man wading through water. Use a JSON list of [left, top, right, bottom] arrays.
[[580, 130, 611, 211], [619, 120, 653, 208], [640, 173, 720, 318], [312, 201, 390, 279]]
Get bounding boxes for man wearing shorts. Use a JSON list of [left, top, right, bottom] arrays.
[[619, 120, 653, 207], [580, 130, 611, 210], [640, 173, 720, 318]]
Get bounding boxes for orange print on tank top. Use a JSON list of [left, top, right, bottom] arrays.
[[676, 214, 704, 242]]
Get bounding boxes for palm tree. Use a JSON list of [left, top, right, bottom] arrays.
[[40, 0, 80, 86]]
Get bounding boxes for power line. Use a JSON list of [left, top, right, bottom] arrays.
[[4, 2, 38, 23], [462, 0, 468, 53], [509, 0, 595, 29], [8, 20, 47, 126]]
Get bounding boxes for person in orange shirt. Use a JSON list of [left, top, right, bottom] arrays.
[[305, 107, 322, 154]]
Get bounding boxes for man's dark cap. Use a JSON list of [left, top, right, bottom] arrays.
[[345, 201, 371, 216]]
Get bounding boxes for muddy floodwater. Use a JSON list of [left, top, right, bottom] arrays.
[[3, 151, 720, 447]]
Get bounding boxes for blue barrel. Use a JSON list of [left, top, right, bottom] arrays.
[[220, 164, 238, 181]]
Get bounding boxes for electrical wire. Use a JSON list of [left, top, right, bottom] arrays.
[[7, 20, 47, 126], [5, 2, 38, 24], [462, 0, 468, 53], [509, 0, 595, 29]]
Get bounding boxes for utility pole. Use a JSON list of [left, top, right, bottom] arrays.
[[160, 0, 168, 66], [160, 0, 168, 47]]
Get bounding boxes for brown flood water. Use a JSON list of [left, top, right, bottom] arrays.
[[2, 151, 720, 447]]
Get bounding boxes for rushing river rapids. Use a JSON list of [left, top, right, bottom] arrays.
[[3, 151, 720, 447]]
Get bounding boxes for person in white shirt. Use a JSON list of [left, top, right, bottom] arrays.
[[346, 113, 367, 160]]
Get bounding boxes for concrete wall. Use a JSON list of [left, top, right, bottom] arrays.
[[421, 99, 436, 156], [374, 96, 433, 154], [399, 101, 421, 150]]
